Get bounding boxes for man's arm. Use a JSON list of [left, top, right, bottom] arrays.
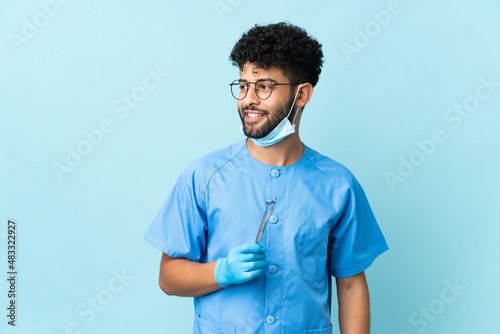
[[336, 271, 370, 334], [159, 253, 222, 297], [158, 242, 266, 297]]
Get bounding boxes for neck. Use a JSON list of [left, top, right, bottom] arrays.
[[246, 132, 304, 166]]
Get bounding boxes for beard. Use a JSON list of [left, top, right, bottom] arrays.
[[239, 93, 296, 139]]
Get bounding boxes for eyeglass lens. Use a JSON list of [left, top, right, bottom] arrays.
[[231, 80, 274, 100]]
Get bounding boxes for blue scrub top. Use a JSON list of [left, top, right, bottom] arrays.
[[144, 140, 388, 334]]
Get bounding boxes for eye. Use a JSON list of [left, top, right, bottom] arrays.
[[257, 81, 272, 91]]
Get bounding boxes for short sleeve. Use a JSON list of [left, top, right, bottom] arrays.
[[143, 166, 208, 262], [328, 177, 388, 278]]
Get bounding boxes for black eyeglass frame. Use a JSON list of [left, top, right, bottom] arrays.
[[229, 79, 301, 100]]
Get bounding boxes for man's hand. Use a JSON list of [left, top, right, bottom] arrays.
[[214, 242, 267, 288]]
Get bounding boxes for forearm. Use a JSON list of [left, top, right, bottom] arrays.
[[337, 272, 370, 334], [159, 256, 222, 297]]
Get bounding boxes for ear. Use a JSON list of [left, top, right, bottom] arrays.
[[295, 83, 314, 108]]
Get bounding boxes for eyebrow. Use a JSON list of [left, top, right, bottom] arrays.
[[238, 78, 278, 83]]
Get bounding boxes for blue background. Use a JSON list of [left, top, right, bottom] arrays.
[[1, 0, 499, 333]]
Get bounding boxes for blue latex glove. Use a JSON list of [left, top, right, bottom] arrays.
[[214, 242, 267, 288]]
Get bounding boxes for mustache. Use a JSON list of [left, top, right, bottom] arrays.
[[241, 106, 269, 114]]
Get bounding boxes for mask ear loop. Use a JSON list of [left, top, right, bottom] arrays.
[[289, 84, 302, 125]]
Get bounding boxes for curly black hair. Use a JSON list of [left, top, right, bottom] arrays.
[[230, 22, 324, 87]]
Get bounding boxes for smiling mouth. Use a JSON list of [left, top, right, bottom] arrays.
[[243, 110, 267, 123], [245, 113, 265, 123]]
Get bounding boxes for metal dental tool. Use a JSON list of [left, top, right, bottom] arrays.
[[255, 197, 278, 243]]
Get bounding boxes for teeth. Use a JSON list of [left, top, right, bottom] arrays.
[[248, 113, 262, 118]]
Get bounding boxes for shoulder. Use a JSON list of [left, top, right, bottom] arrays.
[[189, 140, 247, 174], [182, 140, 247, 188], [302, 145, 359, 194]]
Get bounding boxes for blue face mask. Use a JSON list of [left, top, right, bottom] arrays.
[[242, 84, 302, 147]]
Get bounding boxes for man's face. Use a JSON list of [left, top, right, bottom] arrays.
[[237, 63, 296, 139]]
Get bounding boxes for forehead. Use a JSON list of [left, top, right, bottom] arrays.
[[239, 62, 287, 81]]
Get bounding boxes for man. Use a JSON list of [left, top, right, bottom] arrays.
[[144, 22, 388, 334]]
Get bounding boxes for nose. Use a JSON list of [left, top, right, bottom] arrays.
[[242, 83, 260, 106]]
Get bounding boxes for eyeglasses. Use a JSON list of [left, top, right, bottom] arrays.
[[230, 79, 300, 100]]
